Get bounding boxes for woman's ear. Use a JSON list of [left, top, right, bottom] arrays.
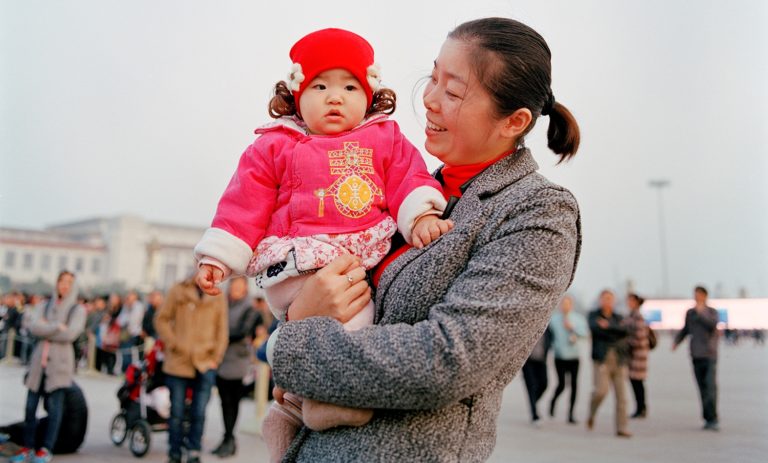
[[500, 108, 533, 139]]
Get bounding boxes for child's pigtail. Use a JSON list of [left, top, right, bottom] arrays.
[[269, 81, 298, 118], [367, 88, 396, 117]]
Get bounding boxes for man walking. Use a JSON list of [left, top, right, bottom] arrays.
[[586, 290, 631, 437], [672, 285, 720, 431]]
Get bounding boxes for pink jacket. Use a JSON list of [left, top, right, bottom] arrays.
[[195, 115, 445, 275]]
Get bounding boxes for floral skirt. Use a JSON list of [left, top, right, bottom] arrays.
[[246, 216, 397, 286]]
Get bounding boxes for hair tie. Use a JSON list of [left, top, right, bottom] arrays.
[[541, 91, 555, 116]]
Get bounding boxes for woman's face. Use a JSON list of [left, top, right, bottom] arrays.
[[423, 39, 514, 166]]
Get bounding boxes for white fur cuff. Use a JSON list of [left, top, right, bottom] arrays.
[[193, 227, 253, 275]]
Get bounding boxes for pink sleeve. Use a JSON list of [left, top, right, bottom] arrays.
[[383, 126, 446, 240], [193, 140, 279, 274]]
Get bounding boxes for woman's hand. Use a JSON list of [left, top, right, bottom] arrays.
[[286, 254, 370, 324], [196, 264, 224, 296]]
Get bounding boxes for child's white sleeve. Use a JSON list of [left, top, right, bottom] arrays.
[[194, 227, 251, 275], [396, 186, 447, 243]]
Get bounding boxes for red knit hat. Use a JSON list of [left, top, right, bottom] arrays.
[[287, 28, 382, 109]]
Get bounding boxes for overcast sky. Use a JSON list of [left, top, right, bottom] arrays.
[[1, 0, 767, 302]]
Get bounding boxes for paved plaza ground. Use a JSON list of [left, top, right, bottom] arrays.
[[1, 334, 765, 462]]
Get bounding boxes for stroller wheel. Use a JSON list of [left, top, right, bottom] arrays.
[[110, 412, 128, 446], [129, 420, 152, 458]]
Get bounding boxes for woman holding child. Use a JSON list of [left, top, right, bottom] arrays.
[[266, 17, 582, 462]]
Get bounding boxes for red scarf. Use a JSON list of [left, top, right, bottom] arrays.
[[440, 151, 512, 199]]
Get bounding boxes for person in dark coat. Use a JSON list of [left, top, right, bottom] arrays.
[[673, 285, 721, 431], [587, 290, 631, 437], [521, 327, 552, 424]]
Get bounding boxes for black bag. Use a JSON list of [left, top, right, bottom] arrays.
[[647, 326, 658, 350]]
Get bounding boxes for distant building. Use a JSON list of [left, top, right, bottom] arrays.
[[0, 215, 205, 292]]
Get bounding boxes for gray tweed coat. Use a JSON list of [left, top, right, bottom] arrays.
[[272, 148, 582, 462]]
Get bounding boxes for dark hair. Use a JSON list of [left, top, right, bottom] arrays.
[[628, 293, 645, 306], [57, 270, 74, 282], [694, 286, 709, 296], [269, 81, 396, 120], [448, 17, 580, 161]]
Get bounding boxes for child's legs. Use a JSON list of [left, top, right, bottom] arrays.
[[342, 300, 375, 331], [264, 272, 375, 435], [263, 274, 313, 321], [262, 395, 303, 463]]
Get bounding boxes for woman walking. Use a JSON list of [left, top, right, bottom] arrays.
[[548, 295, 588, 423], [626, 293, 650, 418]]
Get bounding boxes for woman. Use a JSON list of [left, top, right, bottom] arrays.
[[548, 295, 588, 424], [266, 17, 581, 461], [211, 276, 261, 458], [626, 293, 650, 418]]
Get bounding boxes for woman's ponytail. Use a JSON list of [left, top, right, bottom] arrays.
[[546, 101, 580, 162]]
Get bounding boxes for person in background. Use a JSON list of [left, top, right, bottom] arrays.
[[1, 292, 22, 360], [141, 290, 163, 351], [9, 271, 86, 463], [94, 293, 122, 375], [548, 295, 588, 424], [118, 290, 145, 370], [672, 285, 720, 431], [155, 277, 228, 463], [587, 289, 631, 438], [626, 293, 650, 419], [211, 277, 261, 458], [19, 294, 43, 366], [521, 327, 552, 425]]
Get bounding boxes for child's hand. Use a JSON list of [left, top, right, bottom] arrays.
[[411, 215, 454, 249], [196, 264, 224, 296]]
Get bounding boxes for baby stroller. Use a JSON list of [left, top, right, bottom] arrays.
[[110, 339, 185, 457]]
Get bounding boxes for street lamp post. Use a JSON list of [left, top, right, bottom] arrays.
[[648, 179, 671, 296]]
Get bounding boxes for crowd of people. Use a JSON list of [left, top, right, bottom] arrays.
[[0, 271, 277, 463], [0, 285, 275, 378], [521, 286, 735, 439]]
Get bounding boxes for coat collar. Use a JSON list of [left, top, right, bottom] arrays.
[[465, 147, 539, 199]]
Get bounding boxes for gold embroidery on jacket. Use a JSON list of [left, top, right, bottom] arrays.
[[325, 141, 382, 218]]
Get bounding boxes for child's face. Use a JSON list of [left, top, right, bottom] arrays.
[[299, 68, 368, 135]]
